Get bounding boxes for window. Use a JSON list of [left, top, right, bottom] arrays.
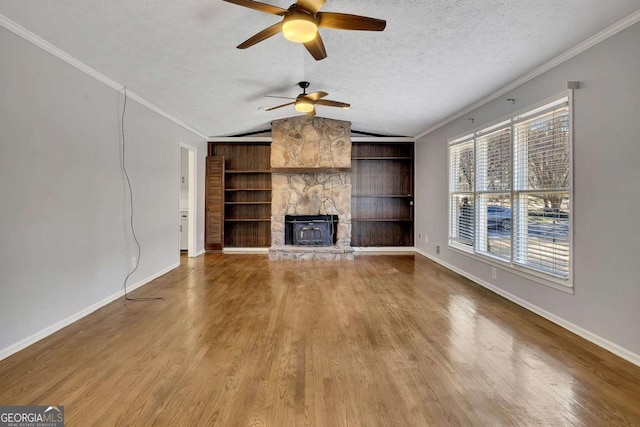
[[448, 96, 571, 284]]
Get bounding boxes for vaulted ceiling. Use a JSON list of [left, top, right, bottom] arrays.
[[1, 1, 639, 137]]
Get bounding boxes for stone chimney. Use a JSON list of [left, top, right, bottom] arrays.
[[269, 116, 354, 260]]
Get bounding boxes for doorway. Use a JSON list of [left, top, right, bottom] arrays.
[[179, 143, 197, 257]]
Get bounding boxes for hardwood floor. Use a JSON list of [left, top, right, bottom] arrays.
[[1, 254, 639, 426]]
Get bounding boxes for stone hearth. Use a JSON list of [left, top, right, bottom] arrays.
[[269, 116, 354, 261]]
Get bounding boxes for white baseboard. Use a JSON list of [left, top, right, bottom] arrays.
[[224, 247, 415, 255], [414, 248, 640, 368], [223, 248, 270, 254], [0, 262, 179, 362], [222, 247, 413, 254], [193, 249, 206, 257], [353, 246, 416, 254]]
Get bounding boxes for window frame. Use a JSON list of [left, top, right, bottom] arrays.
[[447, 91, 574, 292]]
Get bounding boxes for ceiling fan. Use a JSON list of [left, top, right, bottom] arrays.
[[265, 81, 350, 116], [222, 0, 386, 60]]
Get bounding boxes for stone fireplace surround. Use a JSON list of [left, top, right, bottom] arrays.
[[269, 116, 354, 261]]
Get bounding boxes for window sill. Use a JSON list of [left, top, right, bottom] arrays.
[[448, 243, 574, 295]]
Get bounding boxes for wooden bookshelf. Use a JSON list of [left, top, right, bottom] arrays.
[[209, 142, 272, 248], [351, 142, 414, 247]]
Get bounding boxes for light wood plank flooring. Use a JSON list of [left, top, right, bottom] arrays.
[[1, 254, 639, 426]]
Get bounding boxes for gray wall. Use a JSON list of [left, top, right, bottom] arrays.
[[0, 26, 207, 355], [415, 22, 640, 358]]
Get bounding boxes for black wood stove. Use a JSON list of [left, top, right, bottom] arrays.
[[285, 215, 338, 246]]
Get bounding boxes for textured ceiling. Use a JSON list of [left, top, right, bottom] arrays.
[[1, 0, 639, 137]]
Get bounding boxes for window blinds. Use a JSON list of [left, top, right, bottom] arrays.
[[513, 101, 570, 278], [448, 96, 571, 282]]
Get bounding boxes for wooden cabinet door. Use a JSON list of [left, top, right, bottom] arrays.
[[205, 156, 224, 250]]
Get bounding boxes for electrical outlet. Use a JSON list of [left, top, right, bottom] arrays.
[[425, 234, 429, 243], [436, 245, 440, 254], [492, 267, 497, 279], [418, 233, 422, 240]]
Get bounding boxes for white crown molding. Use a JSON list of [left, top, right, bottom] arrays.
[[415, 9, 640, 139], [0, 13, 207, 140], [413, 248, 640, 368]]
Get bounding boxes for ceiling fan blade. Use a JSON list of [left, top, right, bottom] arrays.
[[303, 91, 328, 101], [237, 22, 283, 49], [303, 33, 327, 61], [222, 0, 287, 16], [265, 101, 296, 111], [265, 95, 296, 100], [315, 99, 350, 109], [296, 0, 326, 14], [317, 12, 386, 31]]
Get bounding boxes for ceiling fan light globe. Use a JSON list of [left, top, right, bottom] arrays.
[[282, 13, 318, 43], [295, 100, 314, 113]]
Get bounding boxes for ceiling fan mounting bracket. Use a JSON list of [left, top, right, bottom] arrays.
[[298, 81, 310, 93], [287, 4, 314, 17]]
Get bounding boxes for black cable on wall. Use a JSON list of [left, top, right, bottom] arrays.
[[120, 87, 163, 302]]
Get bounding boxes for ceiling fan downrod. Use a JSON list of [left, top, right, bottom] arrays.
[[298, 81, 310, 94]]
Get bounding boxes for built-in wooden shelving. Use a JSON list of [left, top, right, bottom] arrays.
[[207, 140, 414, 248], [351, 142, 414, 247], [209, 142, 272, 248]]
